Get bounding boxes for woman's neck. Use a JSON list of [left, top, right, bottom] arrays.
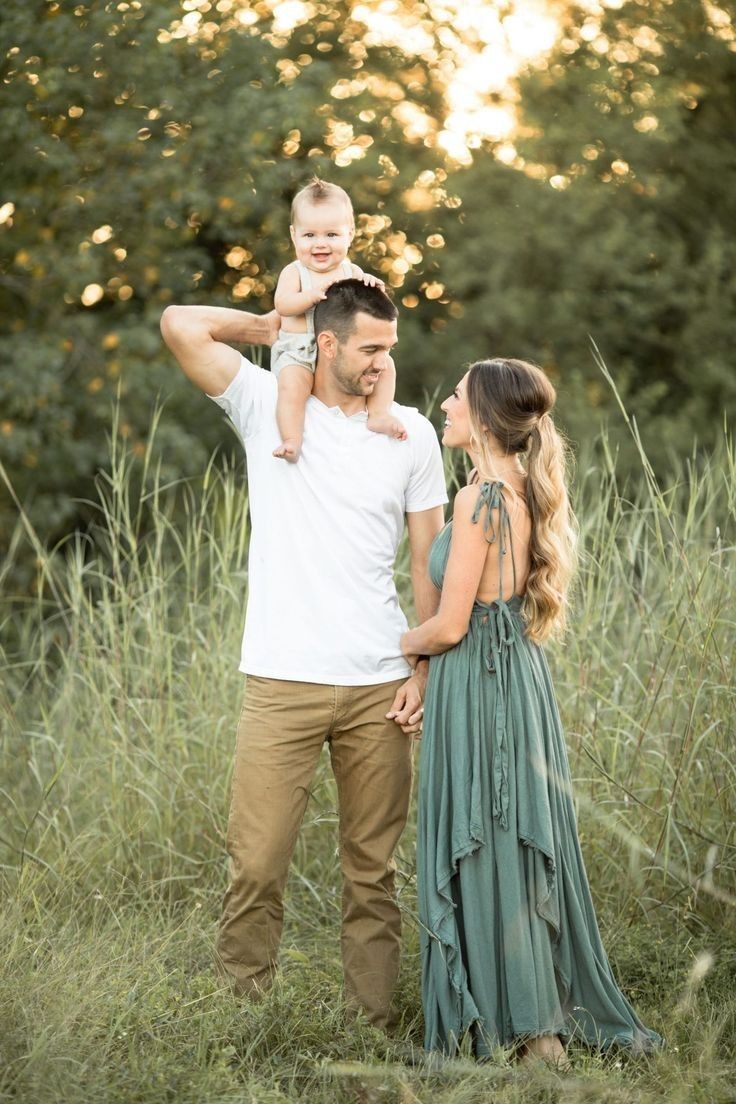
[[467, 449, 525, 485]]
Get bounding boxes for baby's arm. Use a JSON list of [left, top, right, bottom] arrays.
[[351, 265, 403, 439], [367, 355, 407, 441], [274, 262, 325, 318]]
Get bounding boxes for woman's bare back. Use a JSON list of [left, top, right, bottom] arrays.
[[473, 477, 532, 604]]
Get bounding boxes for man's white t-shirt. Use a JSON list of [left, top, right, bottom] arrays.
[[209, 356, 448, 685]]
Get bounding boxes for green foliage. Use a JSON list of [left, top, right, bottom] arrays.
[[1, 409, 735, 1102], [430, 0, 736, 459], [0, 0, 448, 583], [2, 0, 735, 583]]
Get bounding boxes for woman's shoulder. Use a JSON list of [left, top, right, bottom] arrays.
[[452, 483, 500, 526], [456, 477, 530, 539], [473, 474, 529, 508], [453, 483, 482, 511], [461, 478, 505, 509]]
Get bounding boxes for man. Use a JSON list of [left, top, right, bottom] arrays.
[[161, 280, 446, 1030]]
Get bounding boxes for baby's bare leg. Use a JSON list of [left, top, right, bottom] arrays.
[[274, 363, 313, 461], [366, 356, 407, 441]]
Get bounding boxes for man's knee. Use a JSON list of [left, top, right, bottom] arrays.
[[227, 843, 289, 900]]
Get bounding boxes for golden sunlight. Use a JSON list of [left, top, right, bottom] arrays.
[[165, 0, 564, 161], [343, 0, 561, 164], [167, 0, 668, 167]]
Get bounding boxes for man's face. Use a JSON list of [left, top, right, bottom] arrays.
[[329, 312, 398, 398]]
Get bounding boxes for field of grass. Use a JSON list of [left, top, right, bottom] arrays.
[[1, 407, 735, 1103]]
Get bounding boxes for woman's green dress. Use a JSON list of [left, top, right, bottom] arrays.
[[418, 481, 662, 1056]]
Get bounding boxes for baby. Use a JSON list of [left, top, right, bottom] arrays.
[[271, 178, 406, 460]]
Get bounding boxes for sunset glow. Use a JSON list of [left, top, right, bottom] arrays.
[[166, 1, 564, 162], [348, 0, 560, 163]]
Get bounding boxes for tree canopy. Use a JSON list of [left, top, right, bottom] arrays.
[[2, 0, 734, 583]]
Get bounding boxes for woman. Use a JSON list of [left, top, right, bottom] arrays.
[[401, 359, 661, 1063]]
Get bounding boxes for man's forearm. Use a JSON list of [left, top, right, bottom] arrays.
[[160, 304, 279, 396], [163, 304, 275, 347], [411, 564, 440, 625], [409, 565, 441, 683]]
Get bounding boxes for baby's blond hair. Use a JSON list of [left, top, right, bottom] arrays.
[[290, 177, 354, 227]]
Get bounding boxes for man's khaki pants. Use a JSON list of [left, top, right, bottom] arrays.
[[216, 675, 412, 1030]]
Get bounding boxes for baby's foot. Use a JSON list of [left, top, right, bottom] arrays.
[[367, 412, 408, 441], [273, 438, 301, 462]]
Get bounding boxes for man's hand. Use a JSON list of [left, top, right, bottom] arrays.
[[386, 670, 427, 737], [264, 309, 281, 347]]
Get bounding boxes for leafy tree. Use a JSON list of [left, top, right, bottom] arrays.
[[0, 0, 449, 584], [430, 0, 736, 458], [2, 0, 734, 587]]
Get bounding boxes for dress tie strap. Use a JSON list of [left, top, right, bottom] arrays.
[[471, 479, 521, 830], [480, 602, 517, 830]]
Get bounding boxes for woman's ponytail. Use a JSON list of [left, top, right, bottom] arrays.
[[466, 359, 577, 643], [524, 412, 577, 643]]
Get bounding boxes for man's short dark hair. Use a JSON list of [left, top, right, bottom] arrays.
[[314, 279, 398, 344]]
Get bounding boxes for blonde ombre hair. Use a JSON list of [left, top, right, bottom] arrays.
[[466, 358, 578, 643]]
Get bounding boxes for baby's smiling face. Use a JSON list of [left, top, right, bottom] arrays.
[[290, 199, 354, 274]]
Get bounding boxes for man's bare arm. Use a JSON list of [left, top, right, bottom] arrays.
[[385, 505, 445, 733], [160, 305, 280, 396], [407, 506, 445, 624]]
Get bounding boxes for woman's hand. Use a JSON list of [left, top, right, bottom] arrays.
[[386, 673, 425, 737]]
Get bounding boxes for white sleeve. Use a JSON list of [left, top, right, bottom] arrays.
[[207, 355, 276, 442], [405, 414, 449, 513]]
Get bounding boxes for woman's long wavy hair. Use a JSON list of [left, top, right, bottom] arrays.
[[466, 358, 578, 643]]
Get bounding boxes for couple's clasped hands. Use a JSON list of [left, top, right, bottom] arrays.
[[386, 661, 426, 738]]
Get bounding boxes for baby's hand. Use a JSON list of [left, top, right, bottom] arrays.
[[367, 410, 408, 441], [309, 272, 347, 302], [306, 286, 328, 306], [360, 272, 385, 289], [322, 271, 346, 291], [273, 438, 301, 462]]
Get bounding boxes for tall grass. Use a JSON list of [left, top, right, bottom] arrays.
[[1, 403, 735, 1103]]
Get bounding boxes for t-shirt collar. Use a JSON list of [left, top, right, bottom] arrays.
[[308, 395, 368, 422]]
